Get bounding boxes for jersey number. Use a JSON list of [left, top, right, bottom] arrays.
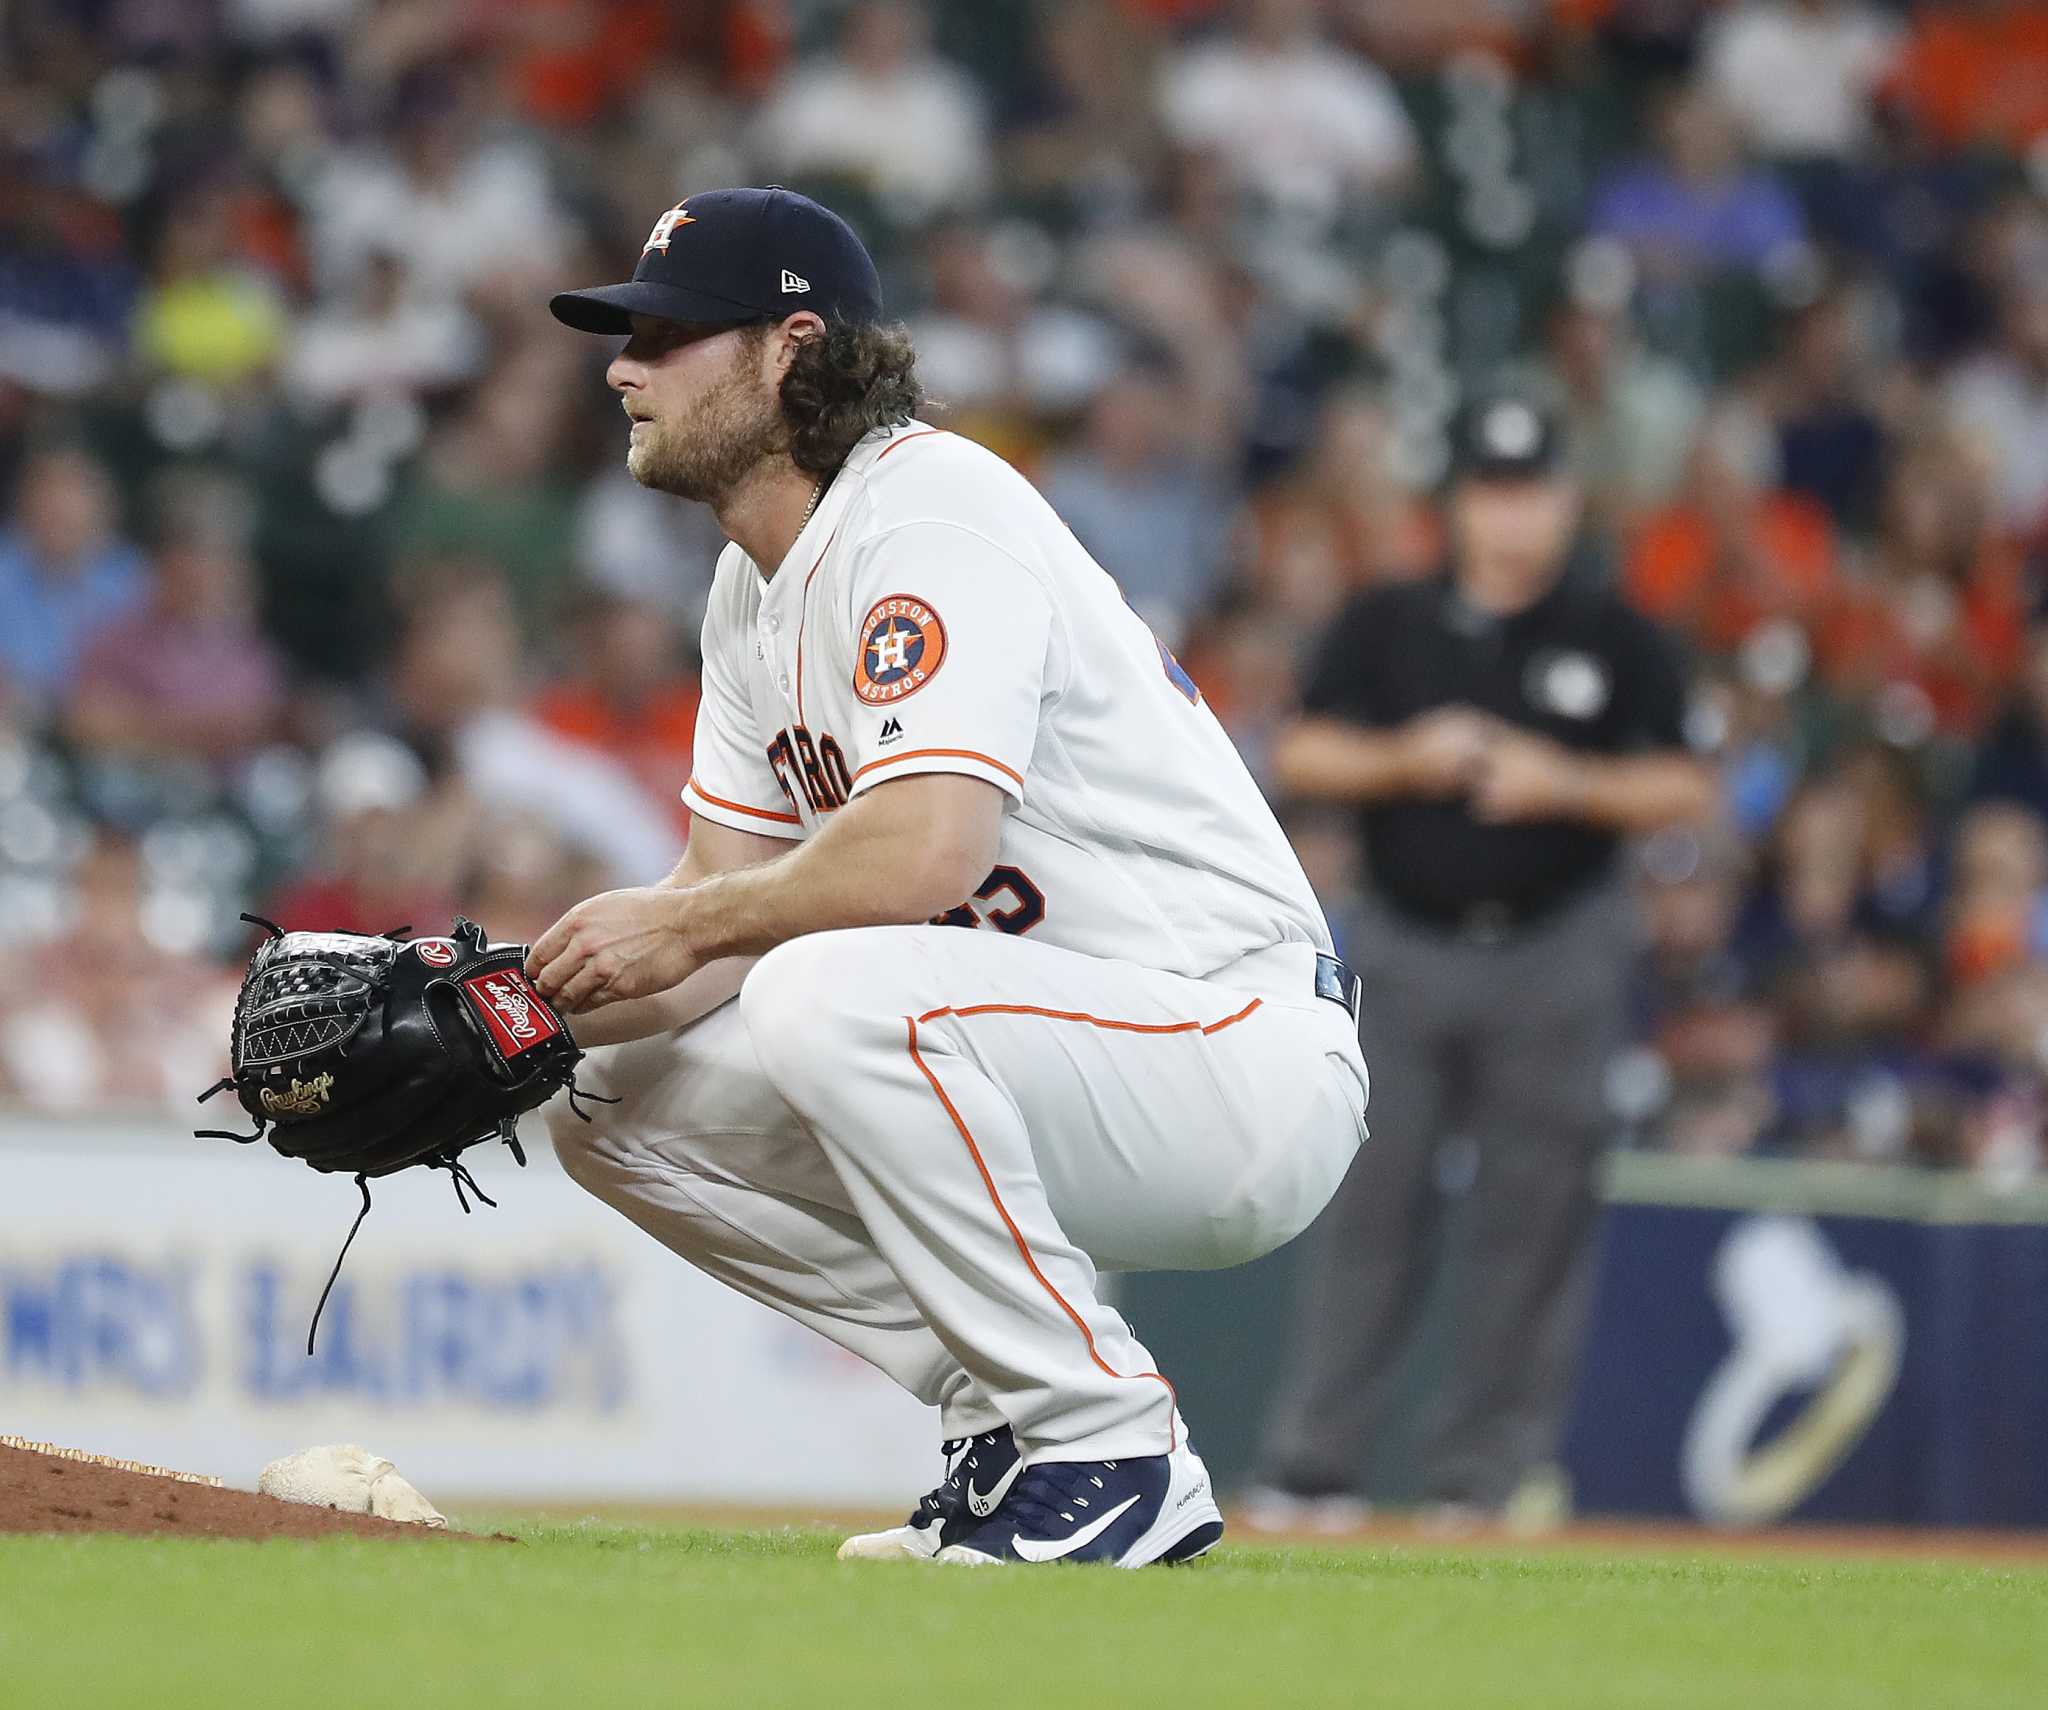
[[932, 864, 1046, 936]]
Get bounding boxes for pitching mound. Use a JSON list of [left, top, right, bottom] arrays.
[[0, 1443, 491, 1542]]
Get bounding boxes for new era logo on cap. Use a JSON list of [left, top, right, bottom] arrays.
[[781, 269, 811, 294]]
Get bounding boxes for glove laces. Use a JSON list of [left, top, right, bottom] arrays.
[[301, 1125, 530, 1355], [193, 1074, 269, 1144]]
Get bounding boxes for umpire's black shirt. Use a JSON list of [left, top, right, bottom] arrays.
[[1305, 564, 1691, 929]]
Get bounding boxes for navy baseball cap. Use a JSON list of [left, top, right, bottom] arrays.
[[550, 187, 885, 335], [1451, 391, 1564, 481]]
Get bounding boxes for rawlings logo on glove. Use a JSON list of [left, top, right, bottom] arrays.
[[460, 969, 562, 1057], [258, 1073, 335, 1117]]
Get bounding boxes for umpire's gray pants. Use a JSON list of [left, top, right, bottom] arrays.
[[1258, 881, 1631, 1508]]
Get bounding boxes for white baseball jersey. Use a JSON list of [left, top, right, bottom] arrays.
[[682, 422, 1333, 978]]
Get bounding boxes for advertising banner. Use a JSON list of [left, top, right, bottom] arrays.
[[0, 1119, 933, 1503], [1563, 1162, 2048, 1529], [1121, 1154, 2048, 1528]]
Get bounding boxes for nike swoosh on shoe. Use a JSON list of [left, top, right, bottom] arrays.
[[966, 1456, 1023, 1518], [1009, 1494, 1142, 1562]]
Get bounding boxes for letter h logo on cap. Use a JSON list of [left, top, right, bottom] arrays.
[[644, 203, 696, 254]]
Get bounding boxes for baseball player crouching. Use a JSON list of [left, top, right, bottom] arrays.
[[532, 188, 1369, 1567]]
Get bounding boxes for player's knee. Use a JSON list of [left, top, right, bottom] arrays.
[[543, 1089, 616, 1194], [740, 934, 844, 1095], [740, 928, 916, 1100]]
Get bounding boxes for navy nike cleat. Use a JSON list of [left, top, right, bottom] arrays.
[[838, 1426, 1023, 1561], [933, 1436, 1223, 1568]]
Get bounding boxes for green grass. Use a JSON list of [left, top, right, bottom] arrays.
[[3, 1521, 2044, 1709]]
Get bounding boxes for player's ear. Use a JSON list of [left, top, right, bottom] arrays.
[[768, 311, 826, 378]]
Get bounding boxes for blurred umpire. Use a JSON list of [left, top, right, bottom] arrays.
[[1252, 393, 1715, 1526]]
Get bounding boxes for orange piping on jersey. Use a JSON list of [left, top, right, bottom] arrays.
[[1202, 997, 1263, 1034], [684, 776, 801, 826], [792, 520, 845, 729], [873, 427, 943, 463], [916, 997, 1263, 1037], [907, 1013, 1181, 1450], [851, 747, 1025, 790]]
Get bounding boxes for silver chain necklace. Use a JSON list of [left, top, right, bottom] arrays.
[[798, 479, 823, 529]]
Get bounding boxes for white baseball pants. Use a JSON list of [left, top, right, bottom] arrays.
[[547, 926, 1366, 1463]]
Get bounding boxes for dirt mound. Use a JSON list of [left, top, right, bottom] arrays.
[[0, 1444, 495, 1542]]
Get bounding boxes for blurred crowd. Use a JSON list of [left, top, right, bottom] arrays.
[[3, 0, 2048, 1172]]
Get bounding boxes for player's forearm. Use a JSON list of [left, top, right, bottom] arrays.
[[526, 780, 1001, 1013], [659, 815, 797, 888], [680, 779, 999, 961], [1567, 753, 1717, 834], [1272, 718, 1417, 803]]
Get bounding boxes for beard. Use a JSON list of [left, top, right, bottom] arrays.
[[626, 343, 788, 505]]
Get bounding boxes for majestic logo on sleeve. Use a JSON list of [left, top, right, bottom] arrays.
[[854, 595, 948, 706], [643, 202, 696, 253], [460, 968, 563, 1058]]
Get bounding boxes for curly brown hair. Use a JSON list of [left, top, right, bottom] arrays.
[[772, 321, 926, 476]]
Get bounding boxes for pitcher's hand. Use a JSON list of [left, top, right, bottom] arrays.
[[527, 887, 703, 1013]]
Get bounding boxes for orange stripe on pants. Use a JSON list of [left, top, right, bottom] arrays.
[[902, 995, 1264, 1452]]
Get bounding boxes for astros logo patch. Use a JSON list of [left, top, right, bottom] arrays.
[[855, 594, 947, 706]]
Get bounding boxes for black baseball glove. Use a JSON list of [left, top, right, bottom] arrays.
[[196, 914, 605, 1349]]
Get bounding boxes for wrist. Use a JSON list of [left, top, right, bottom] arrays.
[[1391, 734, 1435, 797], [675, 865, 771, 962], [1556, 754, 1596, 817], [665, 877, 721, 962]]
